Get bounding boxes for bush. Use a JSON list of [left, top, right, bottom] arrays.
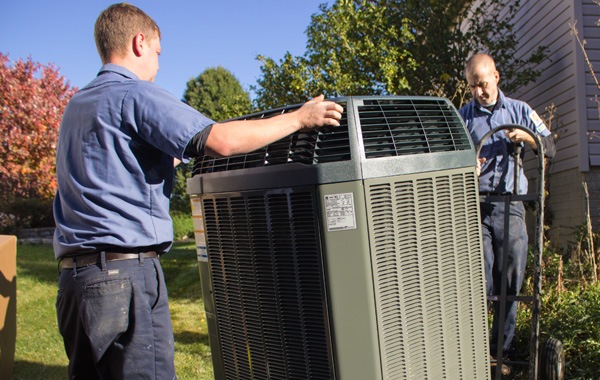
[[540, 284, 600, 379], [511, 232, 600, 379], [171, 211, 194, 241], [1, 196, 194, 241], [0, 197, 54, 234]]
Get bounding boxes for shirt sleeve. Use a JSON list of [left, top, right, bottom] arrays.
[[539, 134, 556, 159], [525, 103, 556, 159], [184, 125, 213, 158], [123, 81, 216, 160]]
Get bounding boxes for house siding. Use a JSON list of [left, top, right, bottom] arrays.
[[498, 0, 600, 247], [582, 1, 600, 165]]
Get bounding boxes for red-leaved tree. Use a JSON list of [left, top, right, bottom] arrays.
[[0, 52, 77, 202]]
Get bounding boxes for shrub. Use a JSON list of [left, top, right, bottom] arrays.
[[171, 211, 194, 241], [512, 232, 600, 379], [0, 197, 54, 234], [540, 284, 600, 379]]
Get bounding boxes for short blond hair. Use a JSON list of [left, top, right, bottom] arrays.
[[94, 3, 161, 63]]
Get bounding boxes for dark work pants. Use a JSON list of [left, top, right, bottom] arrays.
[[56, 255, 176, 379], [480, 200, 528, 355]]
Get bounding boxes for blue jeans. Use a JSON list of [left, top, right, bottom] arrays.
[[480, 200, 528, 355], [56, 254, 176, 379]]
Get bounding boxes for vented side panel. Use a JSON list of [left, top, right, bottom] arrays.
[[202, 189, 333, 380], [365, 168, 489, 379]]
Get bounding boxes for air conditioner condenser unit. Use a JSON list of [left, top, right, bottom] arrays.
[[187, 96, 490, 379]]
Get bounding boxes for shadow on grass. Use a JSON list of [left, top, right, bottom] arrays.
[[162, 242, 203, 301], [16, 244, 58, 286], [174, 329, 210, 347], [12, 334, 209, 380], [13, 360, 67, 380]]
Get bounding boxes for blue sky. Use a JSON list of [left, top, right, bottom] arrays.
[[0, 1, 329, 99]]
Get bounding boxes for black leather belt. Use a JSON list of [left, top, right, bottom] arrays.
[[59, 251, 159, 270]]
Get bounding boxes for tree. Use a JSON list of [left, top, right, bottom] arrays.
[[183, 66, 252, 122], [172, 67, 253, 213], [254, 0, 417, 109], [0, 53, 76, 202], [253, 0, 546, 109], [401, 0, 546, 105]]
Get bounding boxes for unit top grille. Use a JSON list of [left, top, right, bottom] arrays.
[[192, 96, 471, 175], [359, 98, 471, 158], [192, 102, 351, 175]]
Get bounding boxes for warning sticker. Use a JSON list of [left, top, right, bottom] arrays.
[[190, 197, 203, 216], [325, 193, 357, 231], [190, 196, 208, 261]]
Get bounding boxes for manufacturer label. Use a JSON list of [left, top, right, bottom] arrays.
[[325, 192, 357, 231]]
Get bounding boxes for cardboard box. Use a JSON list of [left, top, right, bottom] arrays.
[[0, 235, 16, 379]]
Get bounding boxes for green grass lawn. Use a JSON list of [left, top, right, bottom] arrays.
[[13, 242, 214, 380], [11, 242, 600, 379]]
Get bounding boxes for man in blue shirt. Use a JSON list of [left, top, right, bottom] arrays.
[[458, 53, 555, 369], [53, 3, 343, 379]]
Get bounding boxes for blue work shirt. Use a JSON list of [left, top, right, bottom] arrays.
[[459, 90, 551, 195], [53, 64, 214, 258]]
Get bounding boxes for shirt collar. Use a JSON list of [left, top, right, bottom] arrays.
[[474, 89, 506, 113], [98, 63, 140, 81]]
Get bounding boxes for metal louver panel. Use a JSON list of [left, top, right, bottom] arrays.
[[192, 103, 351, 175], [359, 98, 471, 158], [366, 169, 488, 379], [202, 189, 333, 380]]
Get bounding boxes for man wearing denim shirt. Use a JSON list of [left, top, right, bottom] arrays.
[[459, 53, 555, 373]]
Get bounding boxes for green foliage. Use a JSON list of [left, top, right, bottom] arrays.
[[304, 0, 416, 95], [171, 210, 194, 240], [253, 0, 547, 109], [182, 66, 252, 122], [540, 284, 600, 379], [254, 53, 329, 109], [254, 0, 416, 109], [0, 197, 54, 233], [170, 166, 191, 213], [513, 285, 600, 380], [512, 225, 600, 379]]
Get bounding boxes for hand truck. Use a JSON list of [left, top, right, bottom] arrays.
[[476, 124, 565, 380]]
